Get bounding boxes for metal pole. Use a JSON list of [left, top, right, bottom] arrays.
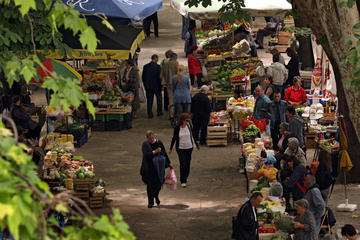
[[343, 167, 348, 205]]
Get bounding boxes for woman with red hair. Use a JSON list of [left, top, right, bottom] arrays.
[[169, 113, 199, 187]]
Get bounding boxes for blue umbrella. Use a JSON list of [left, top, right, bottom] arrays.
[[63, 0, 163, 21]]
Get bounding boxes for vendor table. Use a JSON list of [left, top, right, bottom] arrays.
[[212, 94, 234, 110]]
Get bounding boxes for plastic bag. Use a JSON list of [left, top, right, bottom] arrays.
[[165, 168, 177, 190]]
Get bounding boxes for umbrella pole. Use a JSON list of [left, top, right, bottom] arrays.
[[336, 167, 357, 211], [343, 167, 348, 205]]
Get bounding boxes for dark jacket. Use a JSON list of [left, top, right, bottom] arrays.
[[305, 184, 326, 220], [315, 163, 333, 191], [273, 134, 289, 154], [234, 201, 259, 240], [11, 104, 30, 129], [283, 164, 306, 200], [288, 115, 305, 147], [269, 100, 288, 129], [191, 92, 211, 120], [140, 140, 170, 186], [142, 61, 162, 92], [170, 124, 199, 151], [285, 56, 300, 86], [294, 209, 317, 240]]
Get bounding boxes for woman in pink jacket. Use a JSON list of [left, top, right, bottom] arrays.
[[187, 46, 203, 87]]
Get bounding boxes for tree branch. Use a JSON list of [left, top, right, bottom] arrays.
[[26, 14, 37, 55]]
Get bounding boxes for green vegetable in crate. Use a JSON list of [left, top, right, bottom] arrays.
[[96, 178, 107, 186], [270, 236, 285, 240], [275, 216, 295, 232], [243, 124, 260, 138], [270, 182, 283, 197]]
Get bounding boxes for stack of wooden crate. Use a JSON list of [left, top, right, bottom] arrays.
[[73, 178, 95, 205], [89, 191, 106, 209], [207, 125, 228, 146]]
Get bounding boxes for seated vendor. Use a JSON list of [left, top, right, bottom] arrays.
[[284, 76, 307, 107], [11, 95, 41, 140]]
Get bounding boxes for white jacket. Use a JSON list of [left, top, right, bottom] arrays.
[[267, 62, 288, 86]]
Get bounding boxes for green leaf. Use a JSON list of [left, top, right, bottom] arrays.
[[348, 0, 355, 8], [101, 19, 114, 32], [353, 22, 360, 30], [79, 26, 98, 53], [0, 203, 14, 220], [339, 1, 347, 8], [14, 0, 36, 16], [55, 203, 68, 213], [345, 36, 353, 46]]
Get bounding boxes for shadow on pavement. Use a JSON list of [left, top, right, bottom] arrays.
[[158, 204, 189, 210]]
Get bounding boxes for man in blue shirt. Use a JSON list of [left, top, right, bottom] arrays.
[[253, 85, 271, 121]]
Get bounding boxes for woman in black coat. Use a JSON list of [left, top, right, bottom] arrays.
[[140, 130, 173, 208], [285, 47, 300, 87], [169, 113, 199, 188]]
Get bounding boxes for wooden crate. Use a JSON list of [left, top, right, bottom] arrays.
[[207, 125, 228, 146], [74, 190, 89, 199], [305, 132, 317, 149], [89, 196, 105, 209], [74, 178, 95, 191]]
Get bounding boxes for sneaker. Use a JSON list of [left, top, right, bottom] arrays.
[[181, 183, 186, 188]]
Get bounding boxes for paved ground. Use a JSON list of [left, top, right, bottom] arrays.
[[75, 2, 360, 238], [33, 0, 360, 238]]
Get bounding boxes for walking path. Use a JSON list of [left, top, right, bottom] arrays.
[[76, 1, 360, 238]]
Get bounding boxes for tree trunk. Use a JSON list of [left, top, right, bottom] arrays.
[[292, 0, 360, 182]]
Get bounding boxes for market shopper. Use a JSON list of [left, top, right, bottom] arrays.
[[187, 46, 203, 87], [253, 85, 271, 121], [161, 50, 174, 111], [264, 75, 275, 100], [286, 106, 305, 151], [140, 130, 173, 208], [285, 48, 300, 87], [274, 122, 290, 155], [191, 85, 211, 145], [341, 224, 360, 240], [232, 192, 263, 240], [169, 113, 199, 187], [123, 60, 140, 118], [162, 52, 179, 114], [184, 23, 197, 57], [294, 199, 317, 240], [172, 65, 191, 120], [256, 17, 278, 49], [269, 91, 288, 147], [284, 76, 307, 108], [143, 12, 159, 37], [304, 174, 326, 234], [11, 95, 41, 140], [266, 54, 288, 95], [282, 156, 306, 211], [315, 150, 334, 202], [270, 48, 285, 65], [284, 137, 306, 166], [142, 54, 163, 118]]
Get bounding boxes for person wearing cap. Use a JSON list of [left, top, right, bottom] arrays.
[[286, 105, 305, 151], [160, 50, 174, 111], [266, 54, 288, 95], [187, 45, 203, 87], [191, 85, 211, 145], [284, 76, 307, 108], [142, 54, 162, 118], [269, 91, 288, 145], [253, 85, 271, 121]]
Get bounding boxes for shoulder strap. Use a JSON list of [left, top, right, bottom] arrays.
[[296, 174, 306, 194]]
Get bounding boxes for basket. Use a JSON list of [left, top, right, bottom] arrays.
[[254, 119, 267, 132], [241, 117, 255, 131]]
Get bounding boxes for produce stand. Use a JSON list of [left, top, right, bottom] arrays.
[[207, 111, 231, 147]]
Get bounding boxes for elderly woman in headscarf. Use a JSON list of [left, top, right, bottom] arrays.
[[285, 137, 306, 166], [293, 199, 317, 240]]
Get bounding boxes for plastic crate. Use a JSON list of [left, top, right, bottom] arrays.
[[92, 114, 106, 122], [91, 120, 105, 131], [106, 114, 124, 122], [105, 120, 121, 131]]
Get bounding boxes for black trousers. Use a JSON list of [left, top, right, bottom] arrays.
[[271, 124, 280, 149], [193, 116, 209, 144], [177, 148, 193, 184], [146, 184, 161, 205], [189, 73, 203, 87], [163, 87, 169, 111], [146, 90, 162, 117], [143, 12, 159, 37]]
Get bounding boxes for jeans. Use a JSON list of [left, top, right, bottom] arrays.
[[315, 217, 321, 234], [177, 148, 193, 183], [193, 116, 209, 144], [146, 184, 161, 205], [164, 87, 169, 111], [174, 103, 189, 120], [146, 90, 162, 117], [143, 12, 159, 37]]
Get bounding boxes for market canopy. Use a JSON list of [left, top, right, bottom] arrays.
[[62, 0, 163, 21], [170, 0, 292, 20], [45, 18, 145, 60]]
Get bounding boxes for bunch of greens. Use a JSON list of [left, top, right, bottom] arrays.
[[243, 124, 260, 138]]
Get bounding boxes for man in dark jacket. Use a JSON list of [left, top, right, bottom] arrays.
[[191, 85, 211, 145], [270, 91, 288, 147], [286, 105, 305, 150], [233, 192, 263, 240], [142, 54, 162, 118]]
